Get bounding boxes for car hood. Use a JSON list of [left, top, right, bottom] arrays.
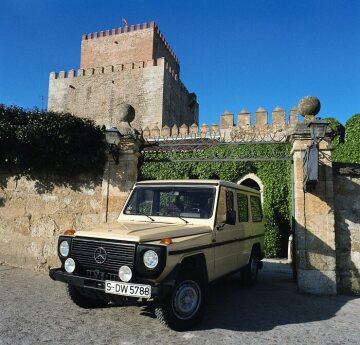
[[74, 221, 212, 243]]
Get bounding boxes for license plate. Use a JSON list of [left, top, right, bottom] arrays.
[[105, 281, 151, 298]]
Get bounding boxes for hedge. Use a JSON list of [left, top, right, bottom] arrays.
[[0, 104, 106, 177], [323, 114, 360, 164]]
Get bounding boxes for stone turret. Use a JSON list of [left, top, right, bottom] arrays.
[[48, 21, 198, 130]]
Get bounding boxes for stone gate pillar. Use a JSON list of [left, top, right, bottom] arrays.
[[290, 97, 337, 295], [101, 137, 142, 222], [101, 104, 143, 222]]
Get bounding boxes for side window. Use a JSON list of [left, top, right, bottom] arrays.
[[226, 191, 234, 213], [216, 188, 226, 223], [216, 188, 236, 225], [226, 190, 237, 225], [250, 195, 263, 222], [237, 193, 249, 222]]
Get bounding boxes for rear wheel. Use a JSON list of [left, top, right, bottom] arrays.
[[240, 247, 260, 286], [155, 272, 206, 331], [67, 285, 108, 309]]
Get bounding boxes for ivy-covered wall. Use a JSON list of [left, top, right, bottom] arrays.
[[324, 114, 360, 164], [140, 144, 292, 257]]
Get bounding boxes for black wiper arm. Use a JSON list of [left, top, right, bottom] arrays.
[[178, 216, 188, 224], [138, 211, 155, 221]]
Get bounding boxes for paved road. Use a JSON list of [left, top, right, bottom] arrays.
[[0, 262, 359, 345]]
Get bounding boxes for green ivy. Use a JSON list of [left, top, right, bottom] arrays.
[[323, 117, 345, 146], [140, 144, 292, 257], [328, 114, 360, 164], [0, 104, 106, 179]]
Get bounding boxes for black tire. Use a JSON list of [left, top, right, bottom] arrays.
[[155, 271, 206, 331], [240, 247, 260, 286], [67, 285, 108, 309]]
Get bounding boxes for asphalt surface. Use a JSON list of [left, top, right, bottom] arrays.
[[1, 262, 360, 345]]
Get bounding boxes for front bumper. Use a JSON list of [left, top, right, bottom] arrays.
[[49, 268, 170, 299]]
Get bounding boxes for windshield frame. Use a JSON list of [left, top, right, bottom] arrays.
[[119, 184, 219, 225]]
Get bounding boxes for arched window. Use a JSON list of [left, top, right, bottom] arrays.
[[237, 174, 264, 203]]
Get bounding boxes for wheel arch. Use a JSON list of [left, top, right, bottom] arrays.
[[246, 242, 262, 264], [179, 253, 209, 283]]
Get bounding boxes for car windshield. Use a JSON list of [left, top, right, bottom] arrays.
[[124, 186, 216, 219]]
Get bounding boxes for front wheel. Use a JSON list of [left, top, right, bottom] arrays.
[[155, 273, 206, 331]]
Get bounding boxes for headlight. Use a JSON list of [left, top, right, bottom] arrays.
[[143, 250, 158, 269], [59, 240, 70, 257], [119, 265, 132, 282], [64, 258, 75, 273]]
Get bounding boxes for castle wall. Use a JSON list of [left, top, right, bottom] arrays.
[[81, 27, 154, 69], [80, 22, 179, 75], [48, 58, 166, 129], [153, 28, 179, 76], [0, 172, 103, 269], [143, 106, 297, 140], [334, 164, 360, 294], [162, 64, 198, 127], [48, 21, 196, 129]]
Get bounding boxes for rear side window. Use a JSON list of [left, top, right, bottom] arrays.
[[237, 193, 249, 222], [250, 196, 263, 222], [226, 191, 234, 213]]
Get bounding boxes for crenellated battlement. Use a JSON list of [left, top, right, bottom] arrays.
[[51, 58, 159, 79], [50, 57, 190, 95], [142, 106, 299, 142], [81, 21, 179, 65]]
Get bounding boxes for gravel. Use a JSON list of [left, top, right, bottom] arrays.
[[1, 263, 359, 345]]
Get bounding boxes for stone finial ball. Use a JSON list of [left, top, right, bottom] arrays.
[[298, 96, 321, 117], [117, 104, 135, 123]]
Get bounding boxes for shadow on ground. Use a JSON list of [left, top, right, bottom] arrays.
[[187, 261, 356, 332]]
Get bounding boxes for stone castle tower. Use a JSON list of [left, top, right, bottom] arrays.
[[47, 21, 199, 129]]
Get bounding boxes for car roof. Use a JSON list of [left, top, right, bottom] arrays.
[[135, 180, 260, 194]]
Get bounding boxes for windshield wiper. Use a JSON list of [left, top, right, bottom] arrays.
[[177, 216, 188, 224], [137, 211, 155, 222]]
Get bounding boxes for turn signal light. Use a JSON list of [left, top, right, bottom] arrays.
[[63, 228, 76, 236], [160, 238, 173, 245]]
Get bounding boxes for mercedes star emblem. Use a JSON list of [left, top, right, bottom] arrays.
[[94, 247, 107, 264]]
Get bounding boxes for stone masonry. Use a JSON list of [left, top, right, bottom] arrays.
[[290, 126, 337, 295], [143, 106, 299, 141], [48, 21, 198, 129], [334, 163, 360, 294], [0, 173, 103, 269]]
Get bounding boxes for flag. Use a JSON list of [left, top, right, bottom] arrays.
[[122, 18, 128, 26]]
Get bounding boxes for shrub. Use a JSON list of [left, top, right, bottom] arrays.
[[0, 104, 106, 176], [330, 114, 360, 164]]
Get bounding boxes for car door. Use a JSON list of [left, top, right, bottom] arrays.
[[213, 187, 240, 278]]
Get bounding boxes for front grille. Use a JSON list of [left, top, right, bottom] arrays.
[[71, 237, 136, 273]]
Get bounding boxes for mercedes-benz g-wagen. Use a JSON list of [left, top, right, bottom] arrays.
[[50, 180, 265, 331]]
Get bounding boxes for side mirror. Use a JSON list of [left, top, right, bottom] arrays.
[[226, 210, 236, 225]]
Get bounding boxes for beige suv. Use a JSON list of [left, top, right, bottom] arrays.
[[50, 180, 265, 331]]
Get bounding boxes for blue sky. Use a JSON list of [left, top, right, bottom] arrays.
[[0, 0, 359, 125]]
